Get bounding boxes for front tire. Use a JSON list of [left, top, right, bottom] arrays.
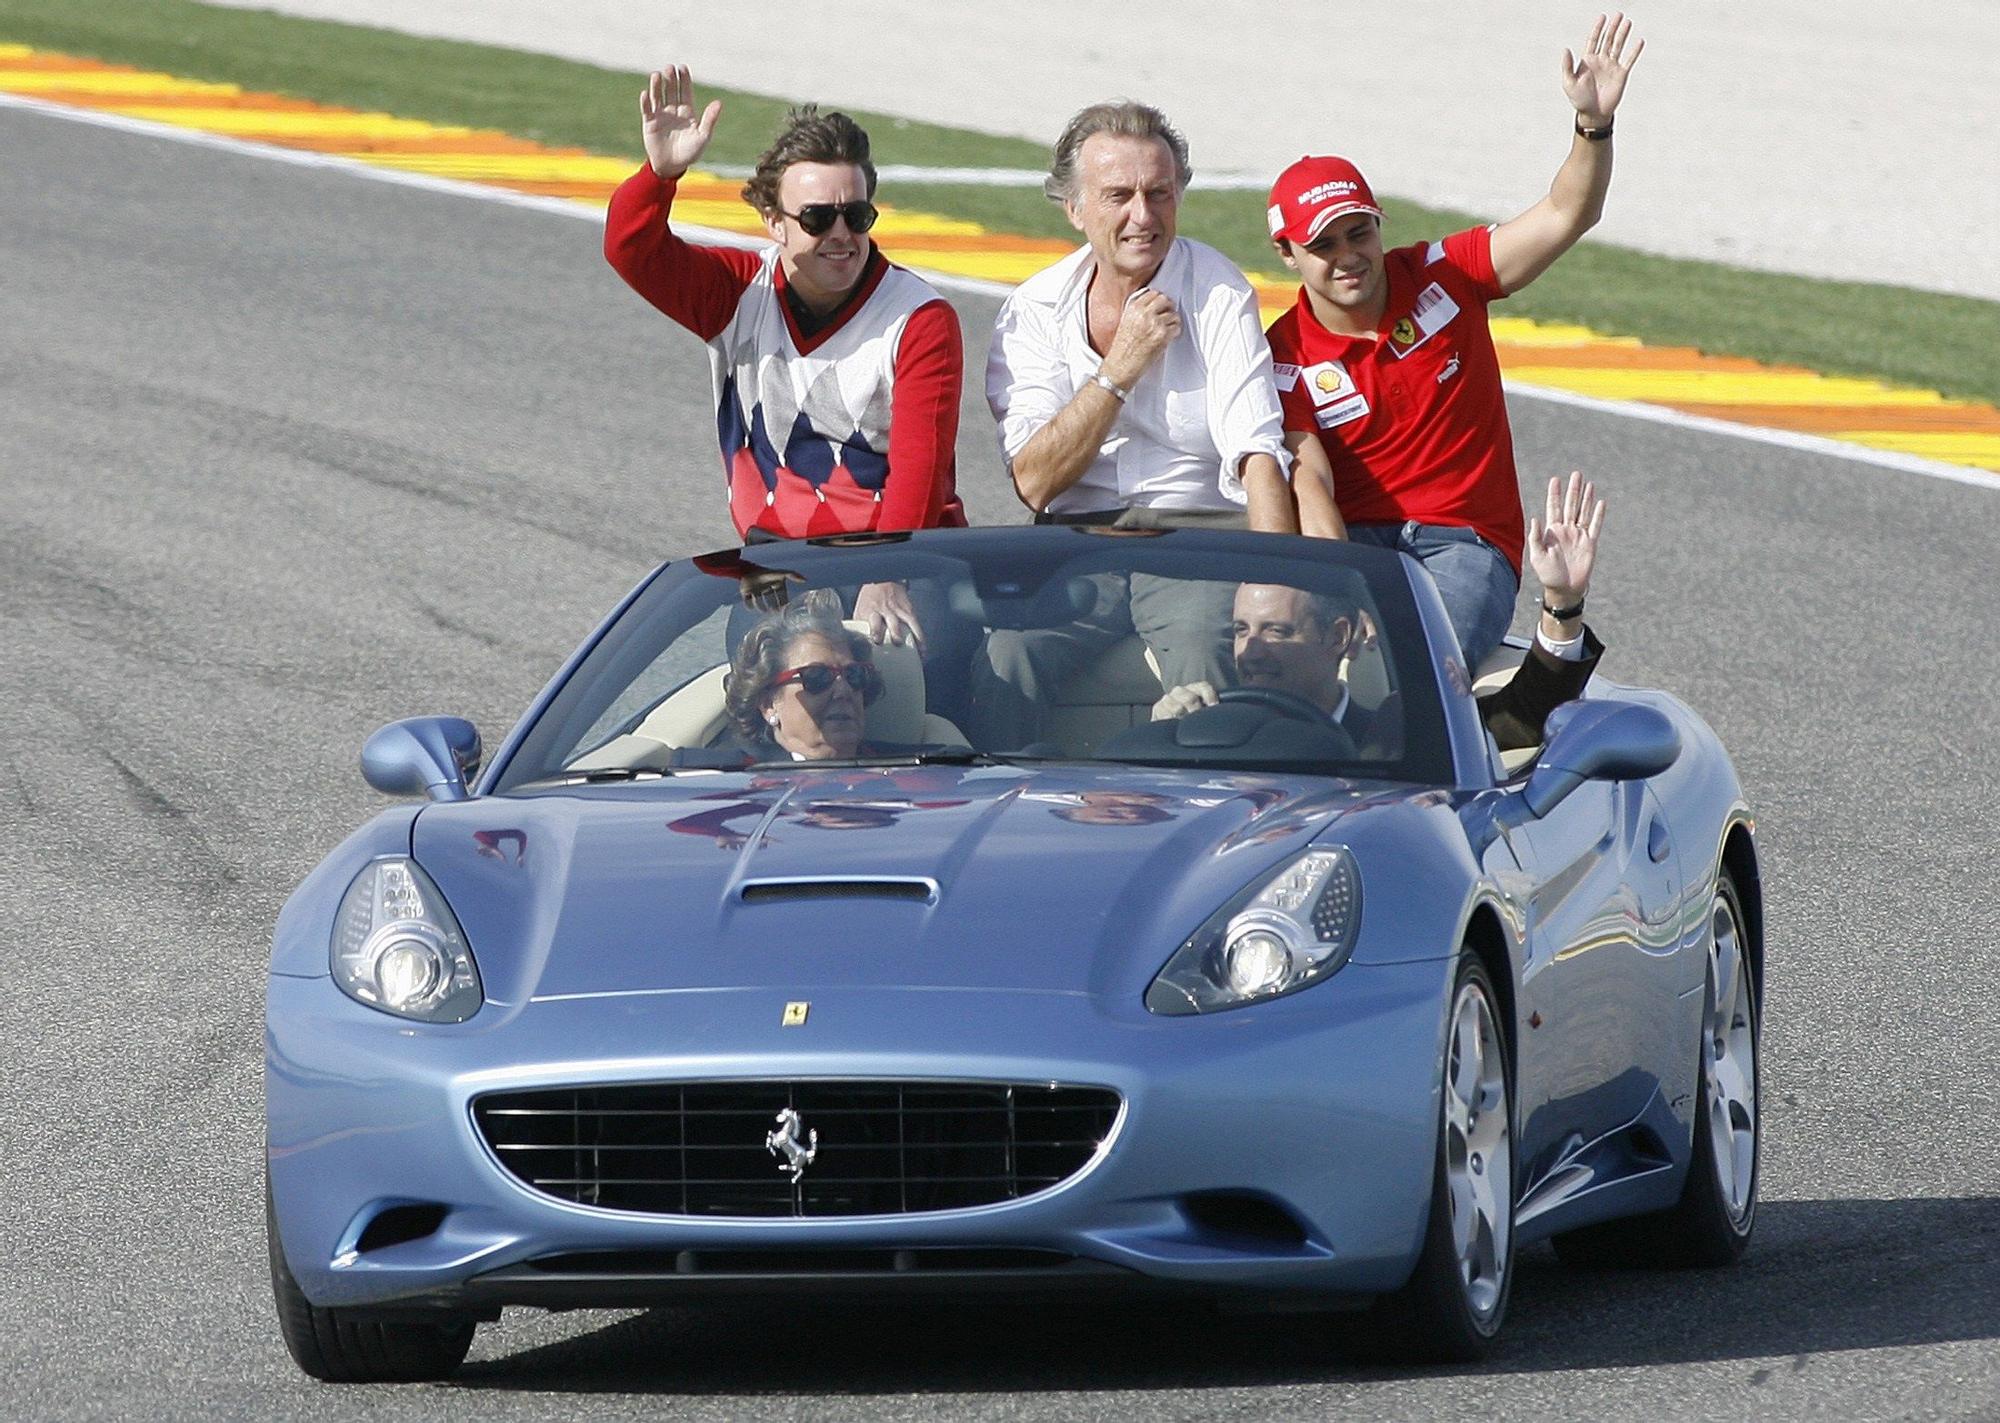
[[266, 1182, 475, 1382], [1553, 866, 1759, 1267], [1371, 952, 1514, 1362]]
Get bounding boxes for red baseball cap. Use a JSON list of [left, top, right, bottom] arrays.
[[1266, 156, 1384, 245]]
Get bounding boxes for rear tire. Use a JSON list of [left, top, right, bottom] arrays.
[[266, 1181, 475, 1382], [1370, 952, 1514, 1363], [1552, 866, 1758, 1268]]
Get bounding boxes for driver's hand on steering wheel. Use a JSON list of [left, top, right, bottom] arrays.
[[1152, 681, 1219, 721]]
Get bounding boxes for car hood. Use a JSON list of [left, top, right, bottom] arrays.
[[411, 764, 1401, 1004]]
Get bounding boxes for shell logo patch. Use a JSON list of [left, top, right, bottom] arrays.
[[1302, 360, 1370, 429]]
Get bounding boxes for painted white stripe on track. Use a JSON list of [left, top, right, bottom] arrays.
[[703, 162, 1276, 191], [6, 90, 1993, 495]]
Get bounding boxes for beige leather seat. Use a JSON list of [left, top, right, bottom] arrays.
[[1042, 636, 1165, 756], [1474, 641, 1552, 776], [567, 622, 964, 770], [1037, 632, 1399, 759]]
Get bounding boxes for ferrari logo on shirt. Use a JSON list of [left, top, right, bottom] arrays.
[[1386, 282, 1462, 359], [1302, 360, 1369, 429]]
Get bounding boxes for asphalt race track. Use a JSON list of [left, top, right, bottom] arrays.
[[2, 107, 1996, 1422]]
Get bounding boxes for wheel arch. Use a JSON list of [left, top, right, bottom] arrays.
[[1718, 817, 1764, 1008], [1461, 900, 1517, 1077]]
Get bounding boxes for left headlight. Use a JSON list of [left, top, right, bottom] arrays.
[[330, 858, 483, 1023], [1146, 846, 1362, 1015]]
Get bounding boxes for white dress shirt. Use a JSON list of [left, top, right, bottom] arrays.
[[987, 239, 1290, 516], [1536, 625, 1588, 660]]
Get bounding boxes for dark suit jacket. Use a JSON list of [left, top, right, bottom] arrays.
[[1475, 626, 1604, 751], [1339, 625, 1602, 758]]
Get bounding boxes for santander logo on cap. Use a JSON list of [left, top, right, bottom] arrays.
[[1267, 156, 1384, 245]]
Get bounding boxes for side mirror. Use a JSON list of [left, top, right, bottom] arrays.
[[1520, 700, 1680, 819], [360, 717, 482, 801]]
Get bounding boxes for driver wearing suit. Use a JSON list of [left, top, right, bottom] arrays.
[[1154, 474, 1606, 753]]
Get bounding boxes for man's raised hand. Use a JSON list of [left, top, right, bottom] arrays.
[[641, 65, 722, 179], [1561, 13, 1644, 128], [1526, 470, 1606, 607]]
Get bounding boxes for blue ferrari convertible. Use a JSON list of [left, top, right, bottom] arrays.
[[265, 526, 1762, 1379]]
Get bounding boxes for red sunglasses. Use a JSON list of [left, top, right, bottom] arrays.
[[772, 661, 882, 702]]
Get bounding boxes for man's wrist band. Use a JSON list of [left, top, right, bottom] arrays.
[[1541, 596, 1586, 620], [1089, 371, 1131, 404], [1575, 119, 1614, 142]]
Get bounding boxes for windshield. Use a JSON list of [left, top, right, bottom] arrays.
[[492, 528, 1454, 790]]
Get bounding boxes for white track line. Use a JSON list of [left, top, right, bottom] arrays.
[[703, 161, 1275, 192], [8, 90, 1995, 494]]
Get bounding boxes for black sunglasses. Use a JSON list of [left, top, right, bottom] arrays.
[[772, 661, 883, 702], [777, 201, 879, 237]]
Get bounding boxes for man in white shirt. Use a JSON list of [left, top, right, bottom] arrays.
[[972, 101, 1297, 747]]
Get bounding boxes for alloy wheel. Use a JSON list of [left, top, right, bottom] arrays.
[[1704, 892, 1758, 1227], [1442, 978, 1511, 1322]]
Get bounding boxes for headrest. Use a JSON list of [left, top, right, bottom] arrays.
[[843, 620, 927, 743]]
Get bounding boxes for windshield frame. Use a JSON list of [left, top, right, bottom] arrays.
[[480, 527, 1477, 794]]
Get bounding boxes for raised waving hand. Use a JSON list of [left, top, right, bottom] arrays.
[[641, 64, 722, 179], [1561, 13, 1644, 127], [1526, 470, 1606, 609]]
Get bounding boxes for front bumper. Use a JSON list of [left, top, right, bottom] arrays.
[[266, 958, 1453, 1313]]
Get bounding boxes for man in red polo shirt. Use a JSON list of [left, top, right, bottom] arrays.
[[1264, 13, 1643, 668]]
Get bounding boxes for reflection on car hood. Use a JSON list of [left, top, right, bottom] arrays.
[[410, 764, 1405, 1003]]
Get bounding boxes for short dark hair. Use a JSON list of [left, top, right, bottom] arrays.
[[1044, 100, 1192, 204], [1235, 583, 1359, 642], [1299, 590, 1356, 637], [741, 105, 877, 213]]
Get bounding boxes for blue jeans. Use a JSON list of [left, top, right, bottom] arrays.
[[1347, 521, 1518, 668]]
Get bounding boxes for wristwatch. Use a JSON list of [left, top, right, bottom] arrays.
[[1575, 119, 1614, 141], [1089, 370, 1131, 404], [1541, 595, 1586, 620]]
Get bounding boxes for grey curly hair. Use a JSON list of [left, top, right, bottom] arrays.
[[724, 590, 872, 742], [1043, 100, 1192, 204]]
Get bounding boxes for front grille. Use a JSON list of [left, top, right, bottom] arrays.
[[474, 1081, 1122, 1217]]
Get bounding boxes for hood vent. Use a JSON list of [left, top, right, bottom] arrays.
[[738, 877, 938, 906]]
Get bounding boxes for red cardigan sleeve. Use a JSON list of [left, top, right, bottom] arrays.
[[603, 165, 762, 340], [879, 298, 964, 530]]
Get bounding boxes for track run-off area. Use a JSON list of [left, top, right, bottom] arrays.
[[4, 42, 2000, 485], [0, 66, 1996, 1423]]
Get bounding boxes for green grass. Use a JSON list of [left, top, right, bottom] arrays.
[[7, 0, 1998, 405]]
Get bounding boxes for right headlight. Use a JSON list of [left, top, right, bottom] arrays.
[[330, 858, 483, 1023], [1146, 846, 1362, 1015]]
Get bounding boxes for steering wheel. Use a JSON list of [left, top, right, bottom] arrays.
[[1216, 686, 1330, 724]]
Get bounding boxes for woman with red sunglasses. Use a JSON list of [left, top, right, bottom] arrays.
[[723, 594, 886, 762]]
